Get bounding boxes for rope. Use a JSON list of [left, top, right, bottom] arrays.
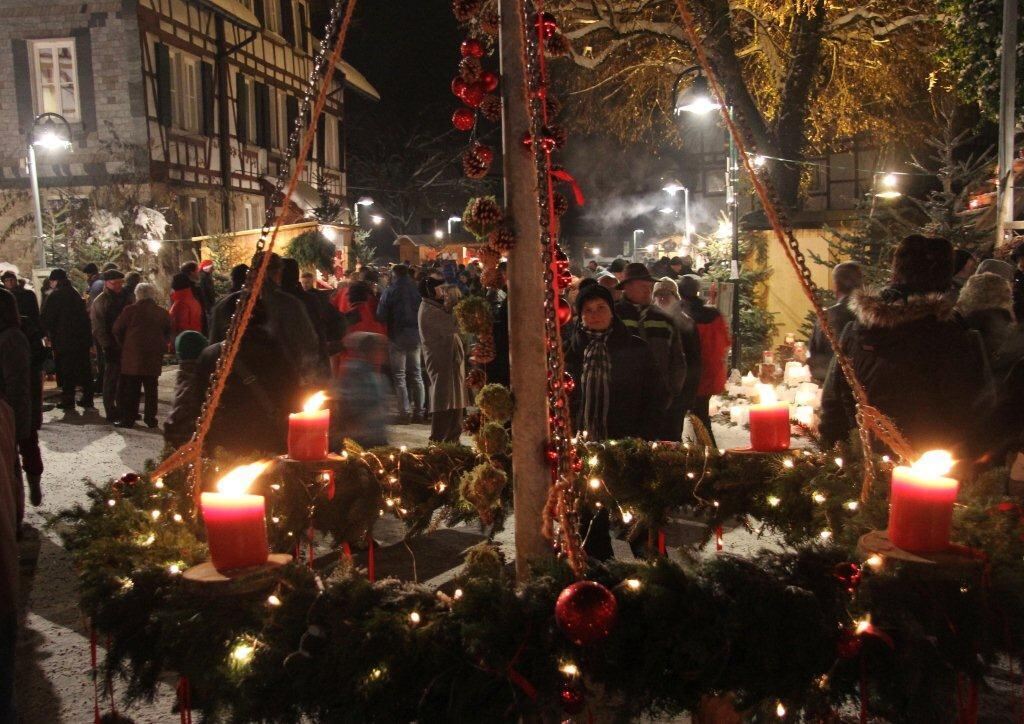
[[672, 0, 915, 499], [151, 0, 358, 492]]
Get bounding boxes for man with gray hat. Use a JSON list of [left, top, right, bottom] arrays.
[[90, 269, 135, 422], [614, 262, 686, 439]]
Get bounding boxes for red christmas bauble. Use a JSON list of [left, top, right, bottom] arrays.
[[534, 12, 558, 39], [833, 562, 862, 594], [452, 108, 476, 132], [563, 373, 575, 394], [557, 296, 573, 325], [460, 82, 485, 108], [545, 444, 559, 463], [480, 71, 499, 93], [119, 472, 140, 486], [520, 132, 534, 151], [836, 628, 863, 659], [460, 38, 485, 58], [451, 77, 468, 98], [555, 581, 618, 646], [473, 143, 494, 165], [560, 685, 586, 714]]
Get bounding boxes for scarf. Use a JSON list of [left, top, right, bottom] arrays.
[[578, 327, 612, 440]]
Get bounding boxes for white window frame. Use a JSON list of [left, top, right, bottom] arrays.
[[325, 116, 339, 169], [169, 49, 200, 132], [239, 75, 257, 144], [270, 88, 289, 151], [242, 198, 263, 230], [29, 39, 81, 122]]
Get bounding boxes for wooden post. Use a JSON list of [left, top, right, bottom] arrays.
[[995, 0, 1018, 249], [499, 0, 553, 581]]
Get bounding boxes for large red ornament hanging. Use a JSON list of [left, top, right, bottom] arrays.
[[833, 562, 862, 595], [452, 108, 476, 132], [460, 38, 485, 58], [556, 297, 572, 326], [451, 77, 468, 98], [533, 12, 558, 39], [555, 581, 618, 646], [460, 82, 485, 108], [480, 71, 499, 93]]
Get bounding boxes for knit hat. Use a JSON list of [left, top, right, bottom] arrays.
[[976, 258, 1015, 283], [174, 330, 208, 361], [574, 281, 616, 316], [653, 276, 680, 300], [171, 273, 193, 291], [81, 263, 99, 276], [48, 268, 68, 282], [956, 272, 1013, 317]]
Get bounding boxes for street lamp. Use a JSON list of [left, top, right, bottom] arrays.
[[675, 67, 742, 371], [434, 229, 445, 240], [370, 214, 384, 226], [632, 229, 645, 260], [353, 196, 374, 226], [447, 215, 462, 235], [874, 172, 902, 200], [27, 113, 72, 268], [591, 246, 601, 257]]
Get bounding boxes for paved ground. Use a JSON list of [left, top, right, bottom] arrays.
[[13, 370, 758, 723]]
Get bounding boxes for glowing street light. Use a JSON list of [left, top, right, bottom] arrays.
[[370, 215, 384, 226], [591, 247, 601, 257], [28, 113, 73, 268], [433, 229, 445, 240], [874, 172, 902, 200], [674, 74, 721, 116], [662, 179, 686, 195], [353, 196, 374, 226], [658, 207, 676, 215]]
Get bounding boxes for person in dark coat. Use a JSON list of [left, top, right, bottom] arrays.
[[164, 331, 207, 448], [614, 262, 686, 440], [809, 262, 863, 382], [419, 277, 466, 443], [230, 263, 249, 294], [376, 264, 426, 423], [652, 277, 701, 441], [194, 302, 304, 457], [2, 272, 44, 495], [0, 288, 33, 519], [0, 398, 17, 722], [820, 235, 995, 458], [281, 257, 333, 375], [113, 284, 171, 428], [124, 271, 142, 298], [564, 283, 666, 559], [199, 260, 218, 313], [40, 269, 94, 410], [81, 262, 101, 305], [956, 272, 1015, 364], [90, 270, 135, 422]]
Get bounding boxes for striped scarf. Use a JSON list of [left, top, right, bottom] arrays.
[[578, 327, 612, 440]]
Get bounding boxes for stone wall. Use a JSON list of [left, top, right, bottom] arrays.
[[0, 0, 148, 273]]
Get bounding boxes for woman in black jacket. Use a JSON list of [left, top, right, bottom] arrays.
[[0, 288, 33, 520], [563, 283, 666, 559]]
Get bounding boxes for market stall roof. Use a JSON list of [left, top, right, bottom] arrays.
[[192, 0, 260, 31], [337, 60, 381, 102]]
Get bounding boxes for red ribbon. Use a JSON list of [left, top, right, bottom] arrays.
[[324, 469, 336, 500], [177, 676, 193, 724], [478, 642, 537, 700], [550, 168, 585, 206], [657, 530, 667, 556], [715, 526, 724, 552], [342, 541, 352, 561], [366, 533, 376, 582]]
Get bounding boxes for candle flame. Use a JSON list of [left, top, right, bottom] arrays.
[[911, 450, 954, 477], [756, 384, 778, 404], [217, 461, 271, 495], [303, 390, 328, 413]]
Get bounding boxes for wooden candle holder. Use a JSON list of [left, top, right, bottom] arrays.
[[182, 553, 293, 595], [857, 530, 982, 570]]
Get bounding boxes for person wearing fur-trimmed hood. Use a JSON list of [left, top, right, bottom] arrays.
[[820, 235, 994, 459]]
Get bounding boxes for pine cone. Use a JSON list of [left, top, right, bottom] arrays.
[[553, 192, 570, 217], [452, 0, 483, 22], [466, 369, 488, 393], [490, 224, 516, 253], [463, 196, 504, 237], [545, 33, 572, 58], [479, 0, 499, 35], [471, 335, 496, 365], [462, 149, 490, 179], [479, 94, 502, 122], [481, 266, 503, 289], [478, 243, 501, 267], [459, 56, 482, 82]]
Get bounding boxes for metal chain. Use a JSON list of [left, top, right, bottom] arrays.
[[672, 0, 915, 500]]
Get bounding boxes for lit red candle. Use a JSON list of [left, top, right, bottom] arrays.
[[201, 461, 270, 572], [749, 384, 790, 452], [288, 391, 330, 461], [888, 450, 958, 553]]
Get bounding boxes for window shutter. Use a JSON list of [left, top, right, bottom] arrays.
[[297, 4, 309, 53], [235, 73, 248, 143], [286, 95, 298, 144], [11, 40, 34, 134], [254, 0, 265, 25], [255, 83, 271, 149], [72, 30, 97, 132], [280, 0, 295, 45], [155, 43, 173, 127], [200, 62, 215, 136], [316, 114, 325, 165]]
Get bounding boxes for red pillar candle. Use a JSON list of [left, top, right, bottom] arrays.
[[749, 384, 790, 452], [201, 461, 270, 572], [888, 450, 958, 553], [288, 391, 330, 461]]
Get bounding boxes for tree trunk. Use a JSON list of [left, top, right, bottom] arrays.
[[499, 0, 554, 582]]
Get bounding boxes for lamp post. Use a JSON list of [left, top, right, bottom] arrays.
[[447, 215, 462, 235], [632, 229, 645, 261], [675, 70, 742, 371], [27, 113, 72, 268], [353, 196, 374, 226], [662, 180, 693, 250]]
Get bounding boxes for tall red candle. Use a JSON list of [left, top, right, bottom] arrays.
[[888, 450, 958, 553], [201, 461, 270, 572], [288, 391, 330, 460], [749, 384, 790, 452]]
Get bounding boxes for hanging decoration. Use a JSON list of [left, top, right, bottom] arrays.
[[462, 142, 494, 179]]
